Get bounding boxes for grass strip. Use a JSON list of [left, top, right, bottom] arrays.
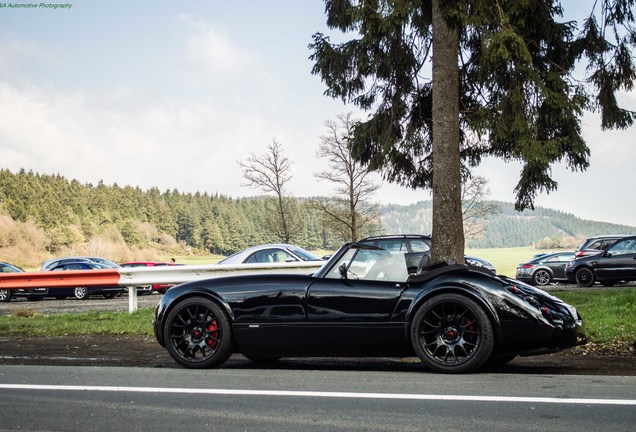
[[0, 307, 155, 336]]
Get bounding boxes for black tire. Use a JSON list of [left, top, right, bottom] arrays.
[[0, 289, 12, 302], [411, 293, 494, 373], [163, 297, 233, 369], [575, 268, 595, 287], [74, 287, 89, 300], [0, 290, 11, 303], [532, 269, 551, 286]]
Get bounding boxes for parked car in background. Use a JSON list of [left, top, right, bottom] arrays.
[[46, 261, 125, 299], [358, 234, 497, 274], [515, 251, 575, 286], [0, 262, 49, 302], [41, 256, 120, 270], [574, 235, 630, 258], [119, 261, 177, 294], [218, 244, 324, 265], [566, 236, 636, 287]]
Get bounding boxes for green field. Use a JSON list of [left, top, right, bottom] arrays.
[[466, 246, 551, 277]]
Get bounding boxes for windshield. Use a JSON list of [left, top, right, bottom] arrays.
[[287, 246, 321, 261], [325, 247, 408, 283]]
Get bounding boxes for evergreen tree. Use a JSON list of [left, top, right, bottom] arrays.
[[310, 0, 635, 262]]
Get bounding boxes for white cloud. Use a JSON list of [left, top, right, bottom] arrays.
[[178, 14, 254, 78]]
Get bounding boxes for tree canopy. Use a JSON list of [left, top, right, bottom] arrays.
[[310, 0, 635, 260]]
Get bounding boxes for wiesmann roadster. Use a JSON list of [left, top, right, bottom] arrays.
[[153, 243, 585, 373]]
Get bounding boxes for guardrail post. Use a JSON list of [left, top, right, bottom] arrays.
[[128, 286, 138, 313]]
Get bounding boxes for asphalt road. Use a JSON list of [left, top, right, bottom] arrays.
[[0, 365, 634, 432]]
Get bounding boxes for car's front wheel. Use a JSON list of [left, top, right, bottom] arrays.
[[0, 289, 11, 302], [163, 297, 233, 369], [74, 287, 89, 300], [411, 293, 494, 373], [532, 269, 551, 286], [575, 268, 595, 287]]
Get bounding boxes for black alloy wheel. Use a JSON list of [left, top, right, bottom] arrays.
[[411, 293, 494, 373], [575, 267, 595, 287], [532, 269, 551, 286], [163, 297, 233, 369]]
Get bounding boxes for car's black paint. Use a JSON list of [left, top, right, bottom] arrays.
[[154, 243, 585, 373]]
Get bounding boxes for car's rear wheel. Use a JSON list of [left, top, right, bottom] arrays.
[[575, 268, 595, 287], [74, 287, 89, 300], [411, 293, 494, 373], [0, 289, 11, 302], [164, 297, 233, 369], [532, 269, 551, 286]]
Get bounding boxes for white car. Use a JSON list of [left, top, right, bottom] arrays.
[[218, 244, 324, 265]]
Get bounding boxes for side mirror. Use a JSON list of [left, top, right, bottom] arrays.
[[339, 263, 348, 279]]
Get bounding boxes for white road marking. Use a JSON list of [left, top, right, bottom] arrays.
[[0, 384, 634, 406]]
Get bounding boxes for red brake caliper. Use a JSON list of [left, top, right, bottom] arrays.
[[206, 320, 219, 348]]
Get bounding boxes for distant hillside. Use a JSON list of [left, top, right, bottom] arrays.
[[380, 201, 636, 248]]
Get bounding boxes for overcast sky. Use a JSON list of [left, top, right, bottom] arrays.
[[1, 1, 634, 227]]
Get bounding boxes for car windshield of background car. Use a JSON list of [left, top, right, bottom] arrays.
[[287, 246, 321, 261], [410, 239, 431, 252]]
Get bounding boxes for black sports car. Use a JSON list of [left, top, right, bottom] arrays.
[[153, 243, 585, 373]]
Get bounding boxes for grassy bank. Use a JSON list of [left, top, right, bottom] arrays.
[[0, 308, 156, 337], [1, 289, 633, 350]]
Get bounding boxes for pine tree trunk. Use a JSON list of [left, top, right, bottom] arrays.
[[431, 0, 464, 263]]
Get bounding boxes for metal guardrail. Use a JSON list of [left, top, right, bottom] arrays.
[[0, 262, 326, 312]]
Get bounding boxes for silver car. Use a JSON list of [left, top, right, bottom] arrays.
[[218, 244, 324, 265]]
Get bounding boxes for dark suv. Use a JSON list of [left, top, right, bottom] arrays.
[[358, 234, 496, 274], [574, 235, 631, 258], [565, 235, 636, 287]]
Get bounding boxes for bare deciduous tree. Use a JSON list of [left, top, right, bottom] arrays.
[[462, 176, 500, 239], [238, 139, 301, 243], [313, 113, 381, 242]]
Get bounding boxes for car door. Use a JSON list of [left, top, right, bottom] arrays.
[[595, 239, 636, 280], [305, 247, 408, 355], [548, 252, 575, 280]]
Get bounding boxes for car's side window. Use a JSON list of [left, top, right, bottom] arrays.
[[376, 240, 408, 252], [246, 249, 297, 263], [559, 253, 574, 262], [409, 239, 431, 253], [609, 240, 636, 256]]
